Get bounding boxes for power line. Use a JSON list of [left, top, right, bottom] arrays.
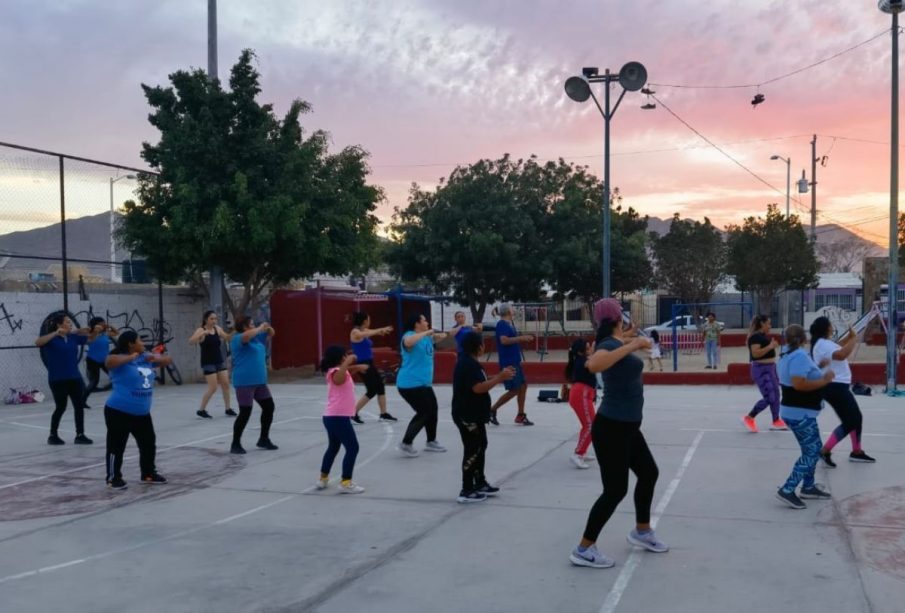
[[649, 29, 890, 90]]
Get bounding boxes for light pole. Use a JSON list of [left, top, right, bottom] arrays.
[[564, 62, 648, 298], [770, 155, 791, 218], [109, 174, 135, 282], [880, 0, 902, 394]]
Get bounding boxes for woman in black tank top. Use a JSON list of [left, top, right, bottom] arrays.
[[189, 310, 235, 418]]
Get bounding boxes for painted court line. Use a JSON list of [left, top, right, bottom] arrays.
[[679, 427, 905, 438], [0, 415, 394, 585], [0, 414, 317, 491], [599, 430, 705, 613]]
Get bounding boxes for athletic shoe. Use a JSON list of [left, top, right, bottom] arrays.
[[776, 488, 806, 509], [819, 449, 837, 468], [397, 443, 419, 457], [569, 545, 615, 568], [489, 412, 499, 426], [456, 490, 488, 504], [627, 529, 669, 553], [196, 409, 213, 419], [73, 434, 93, 445], [47, 434, 65, 445], [742, 415, 758, 433], [107, 478, 127, 490], [351, 415, 364, 425], [225, 408, 237, 417], [570, 454, 590, 469], [583, 452, 596, 462], [770, 419, 788, 431], [339, 482, 365, 494], [141, 473, 167, 484], [83, 404, 91, 410], [424, 440, 447, 452], [850, 450, 876, 463], [799, 484, 831, 499], [316, 478, 329, 490], [230, 442, 246, 454], [475, 482, 500, 496], [256, 438, 279, 451], [379, 413, 398, 422], [514, 413, 534, 426]]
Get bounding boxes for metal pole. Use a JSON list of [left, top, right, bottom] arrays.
[[109, 178, 116, 282], [603, 70, 612, 298], [59, 156, 68, 313], [207, 0, 224, 322], [888, 13, 900, 394], [785, 157, 791, 219]]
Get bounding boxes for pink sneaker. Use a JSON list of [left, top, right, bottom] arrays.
[[742, 415, 758, 433], [770, 419, 788, 431]]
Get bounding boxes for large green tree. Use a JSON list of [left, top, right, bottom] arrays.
[[651, 214, 726, 305], [119, 50, 381, 317], [726, 205, 818, 313], [387, 155, 552, 321]]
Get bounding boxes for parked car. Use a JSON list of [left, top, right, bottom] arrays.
[[643, 315, 723, 333]]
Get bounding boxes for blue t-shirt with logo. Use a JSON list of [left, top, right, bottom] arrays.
[[396, 331, 434, 389], [42, 335, 87, 382], [107, 354, 157, 415], [86, 335, 112, 362], [495, 320, 521, 367], [231, 332, 268, 387]]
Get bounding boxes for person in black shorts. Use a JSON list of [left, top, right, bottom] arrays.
[[189, 310, 235, 418], [349, 312, 396, 424]]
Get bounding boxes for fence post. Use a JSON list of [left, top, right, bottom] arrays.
[[58, 155, 68, 312]]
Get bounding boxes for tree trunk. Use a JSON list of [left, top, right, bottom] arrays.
[[471, 302, 487, 324], [757, 290, 774, 316]]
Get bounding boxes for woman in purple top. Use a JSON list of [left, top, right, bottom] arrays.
[[35, 313, 93, 446]]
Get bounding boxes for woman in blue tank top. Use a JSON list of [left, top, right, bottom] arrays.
[[349, 311, 396, 424], [104, 329, 172, 489], [396, 314, 448, 457]]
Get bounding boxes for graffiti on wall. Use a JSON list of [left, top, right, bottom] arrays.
[[0, 303, 24, 335]]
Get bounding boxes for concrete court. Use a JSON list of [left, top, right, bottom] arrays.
[[0, 382, 902, 613]]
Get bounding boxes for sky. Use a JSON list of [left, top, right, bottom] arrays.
[[0, 0, 901, 245]]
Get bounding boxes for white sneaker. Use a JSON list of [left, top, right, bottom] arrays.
[[315, 478, 329, 490], [570, 454, 590, 469], [569, 545, 615, 568], [583, 453, 596, 462], [398, 443, 419, 457], [627, 529, 669, 553], [424, 440, 447, 452], [339, 481, 365, 494]]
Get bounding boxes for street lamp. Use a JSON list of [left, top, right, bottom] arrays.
[[109, 174, 136, 282], [879, 0, 903, 394], [770, 155, 791, 218], [564, 61, 648, 298]]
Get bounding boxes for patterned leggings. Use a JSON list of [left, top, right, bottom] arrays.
[[749, 362, 780, 421], [781, 416, 822, 492]]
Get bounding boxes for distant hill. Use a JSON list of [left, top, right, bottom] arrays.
[[0, 212, 131, 280]]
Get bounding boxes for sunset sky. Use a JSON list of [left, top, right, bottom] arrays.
[[0, 0, 901, 245]]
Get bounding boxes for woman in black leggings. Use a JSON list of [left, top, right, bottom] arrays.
[[570, 298, 668, 569]]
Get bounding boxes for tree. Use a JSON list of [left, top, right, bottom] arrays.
[[387, 155, 552, 322], [650, 214, 726, 306], [816, 236, 878, 273], [118, 50, 381, 318], [726, 205, 819, 313]]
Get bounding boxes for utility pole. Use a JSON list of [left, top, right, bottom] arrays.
[[810, 134, 817, 242], [208, 0, 224, 323]]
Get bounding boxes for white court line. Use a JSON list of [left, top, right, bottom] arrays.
[[0, 413, 322, 491], [599, 430, 705, 613], [0, 414, 394, 585], [679, 427, 905, 438]]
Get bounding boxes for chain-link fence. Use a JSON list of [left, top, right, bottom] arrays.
[[0, 141, 207, 397]]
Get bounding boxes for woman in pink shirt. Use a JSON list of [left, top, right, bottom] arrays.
[[317, 345, 369, 494]]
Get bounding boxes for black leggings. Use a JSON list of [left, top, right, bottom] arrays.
[[582, 415, 659, 543], [233, 397, 275, 444], [398, 386, 438, 445], [822, 382, 863, 441], [360, 360, 386, 399], [83, 358, 109, 402], [454, 417, 487, 491], [105, 407, 156, 481], [49, 378, 86, 436]]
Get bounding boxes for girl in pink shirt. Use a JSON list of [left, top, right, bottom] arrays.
[[317, 346, 369, 493]]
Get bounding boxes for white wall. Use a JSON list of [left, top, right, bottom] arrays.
[[0, 288, 206, 396]]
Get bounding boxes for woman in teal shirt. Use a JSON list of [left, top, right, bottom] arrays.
[[396, 314, 448, 457], [229, 316, 278, 454]]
